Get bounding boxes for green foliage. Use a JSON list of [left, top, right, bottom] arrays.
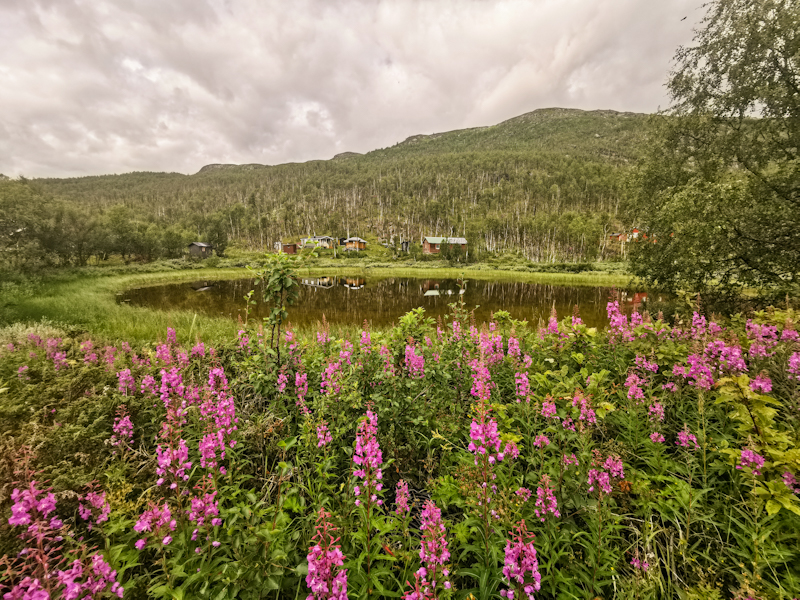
[[629, 0, 800, 309]]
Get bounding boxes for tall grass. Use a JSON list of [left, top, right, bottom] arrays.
[[0, 265, 635, 344]]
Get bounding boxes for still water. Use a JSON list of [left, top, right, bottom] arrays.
[[119, 275, 648, 329]]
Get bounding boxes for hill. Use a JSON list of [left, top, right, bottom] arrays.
[[2, 108, 650, 266]]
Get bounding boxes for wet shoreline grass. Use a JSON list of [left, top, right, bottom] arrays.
[[0, 263, 637, 344]]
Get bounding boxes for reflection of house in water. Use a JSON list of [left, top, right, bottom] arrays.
[[301, 276, 336, 289], [190, 281, 215, 292], [612, 290, 661, 311], [421, 280, 466, 297], [342, 277, 365, 290]]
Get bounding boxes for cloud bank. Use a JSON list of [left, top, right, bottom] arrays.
[[0, 0, 701, 177]]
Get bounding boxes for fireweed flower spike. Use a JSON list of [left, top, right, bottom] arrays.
[[415, 500, 451, 595], [500, 520, 541, 600], [676, 424, 700, 450], [306, 507, 348, 600], [395, 480, 411, 515], [352, 410, 383, 507], [316, 421, 332, 448], [737, 448, 766, 476]]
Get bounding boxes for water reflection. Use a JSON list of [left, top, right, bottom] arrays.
[[121, 275, 651, 329]]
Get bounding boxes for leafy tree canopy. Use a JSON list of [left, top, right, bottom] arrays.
[[629, 0, 799, 309]]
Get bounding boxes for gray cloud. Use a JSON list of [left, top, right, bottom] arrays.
[[0, 0, 701, 177]]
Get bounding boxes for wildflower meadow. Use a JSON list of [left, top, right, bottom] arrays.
[[1, 296, 799, 599]]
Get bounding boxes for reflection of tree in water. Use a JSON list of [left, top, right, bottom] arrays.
[[122, 276, 643, 329]]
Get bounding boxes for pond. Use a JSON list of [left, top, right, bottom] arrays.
[[119, 274, 652, 330]]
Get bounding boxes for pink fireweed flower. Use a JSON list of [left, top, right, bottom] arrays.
[[572, 391, 597, 426], [561, 416, 576, 432], [321, 361, 342, 396], [110, 406, 133, 448], [140, 374, 158, 395], [117, 368, 136, 395], [395, 480, 411, 515], [780, 328, 799, 342], [317, 422, 332, 448], [360, 330, 371, 353], [648, 402, 665, 423], [295, 371, 310, 415], [78, 491, 110, 530], [306, 507, 348, 600], [504, 441, 520, 460], [737, 448, 765, 476], [470, 360, 494, 401], [52, 351, 69, 371], [316, 330, 331, 345], [190, 342, 206, 357], [515, 487, 532, 502], [417, 500, 451, 591], [134, 502, 175, 537], [749, 374, 772, 394], [468, 416, 503, 465], [649, 432, 665, 443], [379, 345, 396, 377], [676, 424, 699, 450], [500, 520, 541, 600], [541, 400, 557, 419], [507, 337, 521, 358], [156, 344, 172, 365], [546, 315, 559, 335], [339, 340, 354, 365], [514, 372, 530, 402], [587, 469, 612, 495], [681, 354, 715, 390], [635, 355, 659, 373], [17, 365, 29, 380], [662, 382, 678, 393], [156, 438, 193, 484], [533, 435, 550, 448], [236, 330, 249, 350], [626, 372, 646, 402], [789, 352, 800, 382], [352, 411, 383, 507], [783, 472, 800, 494], [533, 476, 559, 521], [603, 456, 625, 479], [277, 371, 289, 393], [630, 555, 649, 572], [562, 453, 579, 468], [404, 345, 425, 379], [166, 327, 177, 346], [186, 491, 220, 529]]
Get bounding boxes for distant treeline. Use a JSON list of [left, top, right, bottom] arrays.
[[0, 109, 647, 267]]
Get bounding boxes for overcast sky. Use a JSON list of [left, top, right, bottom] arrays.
[[0, 0, 702, 178]]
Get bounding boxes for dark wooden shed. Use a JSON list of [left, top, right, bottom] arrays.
[[188, 242, 213, 258], [281, 243, 298, 254]]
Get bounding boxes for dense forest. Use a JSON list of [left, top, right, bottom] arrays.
[[0, 108, 648, 267]]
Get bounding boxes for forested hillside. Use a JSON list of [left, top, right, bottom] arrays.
[[1, 108, 649, 267]]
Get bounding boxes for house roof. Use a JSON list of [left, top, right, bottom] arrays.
[[423, 236, 468, 245], [344, 237, 367, 243], [188, 242, 212, 248]]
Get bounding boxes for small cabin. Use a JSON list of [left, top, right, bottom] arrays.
[[630, 228, 640, 239], [301, 236, 336, 249], [609, 233, 627, 243], [422, 236, 468, 255], [344, 237, 367, 251], [188, 242, 213, 258], [281, 243, 298, 254]]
